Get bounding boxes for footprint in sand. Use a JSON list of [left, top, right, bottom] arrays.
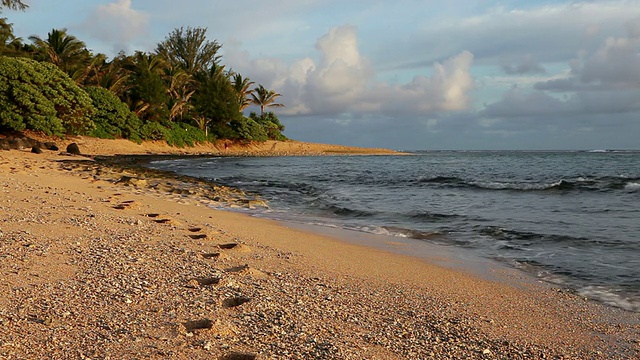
[[222, 295, 251, 308], [224, 264, 268, 279], [187, 227, 207, 239], [112, 200, 140, 210], [201, 251, 230, 261], [183, 319, 213, 332], [186, 276, 221, 288], [217, 243, 251, 253], [143, 213, 181, 226], [220, 352, 258, 360]]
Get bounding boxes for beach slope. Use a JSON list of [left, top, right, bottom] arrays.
[[0, 147, 638, 359]]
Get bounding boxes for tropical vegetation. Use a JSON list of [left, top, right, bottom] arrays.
[[0, 4, 287, 146]]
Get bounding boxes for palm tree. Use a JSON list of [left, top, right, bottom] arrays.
[[75, 54, 131, 96], [122, 51, 170, 122], [0, 17, 22, 55], [231, 73, 255, 112], [29, 28, 87, 74], [1, 0, 27, 10], [164, 65, 196, 122], [250, 85, 284, 117]]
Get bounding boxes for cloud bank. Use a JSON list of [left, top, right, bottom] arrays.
[[227, 25, 474, 119]]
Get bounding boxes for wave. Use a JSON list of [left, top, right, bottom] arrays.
[[416, 175, 640, 193], [408, 210, 462, 222], [477, 226, 590, 246], [510, 260, 640, 312], [577, 286, 640, 312], [377, 226, 444, 240], [324, 205, 376, 218]]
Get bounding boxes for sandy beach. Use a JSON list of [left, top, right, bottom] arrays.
[[1, 138, 639, 359]]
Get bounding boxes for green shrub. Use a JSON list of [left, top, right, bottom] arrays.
[[165, 122, 207, 147], [249, 111, 287, 140], [0, 56, 95, 136], [209, 122, 237, 140], [86, 86, 142, 139], [230, 117, 268, 142], [139, 121, 169, 140]]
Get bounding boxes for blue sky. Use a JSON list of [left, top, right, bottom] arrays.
[[4, 0, 640, 150]]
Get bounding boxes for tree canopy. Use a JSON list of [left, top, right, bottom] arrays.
[[0, 0, 27, 11], [156, 27, 221, 76], [0, 19, 287, 145]]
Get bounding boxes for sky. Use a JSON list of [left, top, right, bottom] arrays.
[[4, 0, 640, 150]]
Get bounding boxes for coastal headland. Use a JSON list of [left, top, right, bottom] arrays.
[[0, 136, 639, 359]]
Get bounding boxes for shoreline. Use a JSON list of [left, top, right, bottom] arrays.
[[1, 147, 639, 358], [10, 133, 406, 157], [68, 153, 567, 290]]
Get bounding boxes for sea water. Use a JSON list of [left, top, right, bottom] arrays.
[[147, 151, 640, 311]]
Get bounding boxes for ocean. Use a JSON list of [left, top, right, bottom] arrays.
[[146, 151, 640, 312]]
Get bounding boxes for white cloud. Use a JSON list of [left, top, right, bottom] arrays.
[[227, 25, 474, 118], [81, 0, 149, 54]]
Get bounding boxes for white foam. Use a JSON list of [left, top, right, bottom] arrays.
[[624, 182, 640, 191], [577, 286, 640, 312]]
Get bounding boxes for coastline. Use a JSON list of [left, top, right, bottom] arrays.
[[1, 144, 639, 358], [18, 133, 405, 157]]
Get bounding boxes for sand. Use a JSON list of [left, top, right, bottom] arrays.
[[20, 133, 404, 157], [0, 139, 639, 359]]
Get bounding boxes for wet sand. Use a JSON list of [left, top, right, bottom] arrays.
[[0, 142, 639, 359]]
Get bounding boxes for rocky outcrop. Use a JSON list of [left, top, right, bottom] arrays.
[[0, 135, 59, 153]]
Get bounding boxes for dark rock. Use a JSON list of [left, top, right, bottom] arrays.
[[21, 137, 36, 148], [8, 138, 25, 150], [31, 146, 43, 154], [66, 143, 81, 155], [44, 142, 59, 151], [0, 139, 10, 151]]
